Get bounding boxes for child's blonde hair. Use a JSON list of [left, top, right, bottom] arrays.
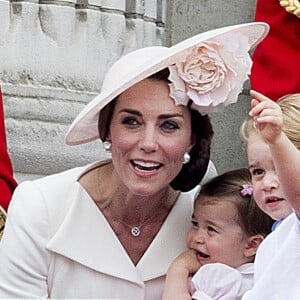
[[240, 93, 300, 150]]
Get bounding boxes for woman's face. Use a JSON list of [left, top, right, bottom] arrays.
[[247, 132, 292, 221], [108, 78, 194, 196]]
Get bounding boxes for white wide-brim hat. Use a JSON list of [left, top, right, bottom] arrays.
[[65, 22, 269, 145]]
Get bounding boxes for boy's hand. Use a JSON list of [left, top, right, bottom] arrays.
[[249, 90, 283, 144]]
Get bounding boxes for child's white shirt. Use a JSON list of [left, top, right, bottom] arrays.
[[242, 212, 300, 300], [191, 262, 253, 299]]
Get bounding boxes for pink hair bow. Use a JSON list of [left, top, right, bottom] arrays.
[[240, 184, 253, 196]]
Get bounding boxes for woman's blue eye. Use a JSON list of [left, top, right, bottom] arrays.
[[122, 117, 139, 126], [162, 121, 179, 130]]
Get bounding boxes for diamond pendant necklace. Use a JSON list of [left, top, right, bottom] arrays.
[[95, 167, 153, 237], [95, 167, 176, 238], [117, 190, 177, 237], [120, 214, 156, 237], [128, 225, 142, 237]]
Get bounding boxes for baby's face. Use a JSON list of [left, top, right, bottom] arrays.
[[247, 132, 292, 221], [186, 199, 252, 268]]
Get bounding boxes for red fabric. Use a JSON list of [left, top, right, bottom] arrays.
[[251, 0, 300, 101], [0, 89, 17, 211]]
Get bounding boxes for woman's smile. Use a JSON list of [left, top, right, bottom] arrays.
[[131, 159, 162, 172]]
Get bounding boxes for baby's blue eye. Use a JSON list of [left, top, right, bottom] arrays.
[[251, 168, 264, 176], [207, 226, 217, 233]]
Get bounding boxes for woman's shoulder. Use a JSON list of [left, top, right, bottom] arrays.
[[16, 165, 86, 197], [17, 161, 105, 195], [7, 162, 103, 239], [9, 162, 102, 215]]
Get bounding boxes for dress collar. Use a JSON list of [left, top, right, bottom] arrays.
[[46, 164, 193, 285]]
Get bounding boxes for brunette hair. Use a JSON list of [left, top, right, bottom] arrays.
[[196, 168, 273, 237], [98, 68, 213, 192]]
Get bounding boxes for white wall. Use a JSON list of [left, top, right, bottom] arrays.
[[0, 0, 167, 182]]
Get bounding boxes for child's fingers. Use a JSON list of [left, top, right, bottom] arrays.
[[249, 90, 273, 103], [250, 98, 259, 109], [249, 100, 268, 117], [249, 90, 273, 110], [249, 90, 277, 117], [255, 115, 282, 127]]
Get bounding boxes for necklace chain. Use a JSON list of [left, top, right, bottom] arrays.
[[95, 166, 146, 237], [95, 166, 177, 238], [120, 214, 157, 237]]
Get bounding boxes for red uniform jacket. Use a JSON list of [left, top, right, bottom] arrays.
[[251, 0, 300, 100], [0, 89, 17, 211]]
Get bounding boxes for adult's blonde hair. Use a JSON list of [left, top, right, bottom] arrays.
[[240, 93, 300, 150]]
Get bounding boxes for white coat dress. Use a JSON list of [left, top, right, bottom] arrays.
[[0, 161, 196, 299]]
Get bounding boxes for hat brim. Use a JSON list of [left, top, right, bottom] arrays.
[[65, 22, 269, 145]]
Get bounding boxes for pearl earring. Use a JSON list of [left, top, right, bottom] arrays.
[[103, 141, 111, 153], [183, 152, 190, 164]]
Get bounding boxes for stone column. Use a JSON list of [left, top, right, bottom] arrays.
[[0, 0, 167, 181]]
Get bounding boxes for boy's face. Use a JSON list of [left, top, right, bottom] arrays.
[[247, 132, 292, 221]]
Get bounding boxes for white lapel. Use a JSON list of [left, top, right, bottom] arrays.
[[47, 185, 144, 286], [136, 192, 193, 281], [46, 162, 195, 286]]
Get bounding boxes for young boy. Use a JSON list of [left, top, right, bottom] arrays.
[[241, 90, 300, 299]]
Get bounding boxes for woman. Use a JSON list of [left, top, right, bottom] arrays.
[[0, 22, 269, 299]]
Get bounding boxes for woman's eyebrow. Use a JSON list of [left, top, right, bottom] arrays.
[[119, 109, 184, 119], [119, 108, 142, 116], [158, 113, 184, 120]]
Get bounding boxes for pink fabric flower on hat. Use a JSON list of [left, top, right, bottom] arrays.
[[168, 32, 252, 115]]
